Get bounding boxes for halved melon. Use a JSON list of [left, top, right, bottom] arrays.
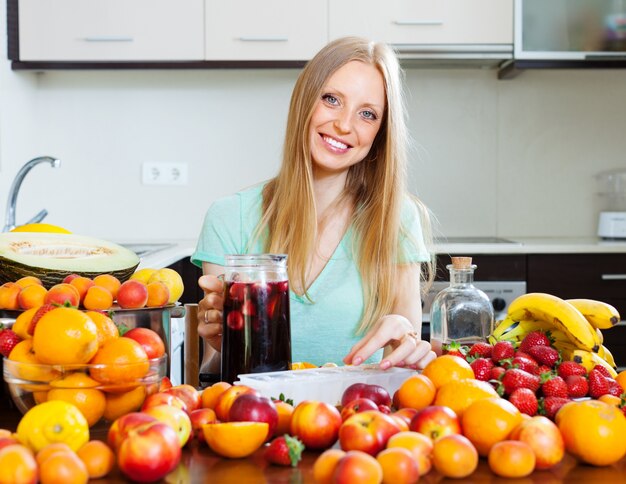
[[0, 233, 139, 288]]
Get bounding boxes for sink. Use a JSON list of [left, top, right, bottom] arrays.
[[119, 243, 176, 258]]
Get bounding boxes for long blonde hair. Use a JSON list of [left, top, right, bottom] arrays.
[[258, 36, 433, 334]]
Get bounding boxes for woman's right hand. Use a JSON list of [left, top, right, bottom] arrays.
[[198, 274, 224, 352]]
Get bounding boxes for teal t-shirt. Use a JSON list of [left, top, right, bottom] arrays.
[[191, 183, 430, 366]]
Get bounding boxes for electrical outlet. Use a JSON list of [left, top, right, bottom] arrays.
[[142, 162, 188, 186]]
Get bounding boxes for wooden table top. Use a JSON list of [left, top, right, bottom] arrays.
[[2, 403, 626, 483]]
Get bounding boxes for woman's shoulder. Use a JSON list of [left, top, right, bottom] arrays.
[[209, 182, 265, 214]]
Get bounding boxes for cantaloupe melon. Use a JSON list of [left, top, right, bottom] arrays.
[[0, 233, 139, 288]]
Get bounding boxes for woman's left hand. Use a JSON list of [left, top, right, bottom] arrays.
[[343, 315, 436, 370]]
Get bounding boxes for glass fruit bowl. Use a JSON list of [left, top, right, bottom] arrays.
[[2, 355, 167, 428]]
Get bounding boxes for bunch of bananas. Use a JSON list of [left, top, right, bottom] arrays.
[[489, 293, 620, 377]]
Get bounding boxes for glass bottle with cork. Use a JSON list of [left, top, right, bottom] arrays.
[[429, 256, 494, 356]]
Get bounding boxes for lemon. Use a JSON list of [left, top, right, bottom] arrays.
[[130, 268, 157, 284], [10, 223, 71, 233], [17, 400, 89, 452], [147, 268, 184, 304]]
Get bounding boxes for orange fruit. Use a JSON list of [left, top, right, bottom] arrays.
[[201, 381, 232, 410], [82, 286, 113, 311], [12, 307, 38, 339], [84, 311, 119, 348], [386, 430, 433, 476], [376, 447, 420, 484], [102, 385, 147, 422], [556, 399, 626, 466], [422, 355, 474, 389], [48, 373, 106, 427], [274, 399, 295, 436], [434, 378, 498, 417], [313, 449, 346, 484], [488, 440, 536, 478], [39, 448, 89, 484], [202, 422, 268, 458], [395, 374, 436, 410], [93, 274, 121, 300], [89, 337, 149, 387], [432, 434, 478, 479], [32, 307, 99, 365], [76, 440, 115, 479], [35, 442, 74, 466], [461, 397, 523, 456], [0, 444, 38, 484], [616, 370, 626, 391], [7, 339, 60, 384]]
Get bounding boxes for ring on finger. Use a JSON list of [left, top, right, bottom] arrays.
[[204, 311, 210, 324], [401, 331, 420, 345]]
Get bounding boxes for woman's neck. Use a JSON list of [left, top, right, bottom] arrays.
[[312, 169, 349, 216]]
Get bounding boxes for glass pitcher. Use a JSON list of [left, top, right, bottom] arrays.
[[221, 254, 292, 383]]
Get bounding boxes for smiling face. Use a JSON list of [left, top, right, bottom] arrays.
[[309, 60, 386, 178]]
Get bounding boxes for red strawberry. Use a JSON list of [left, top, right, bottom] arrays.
[[537, 365, 553, 376], [264, 435, 304, 467], [591, 365, 613, 379], [508, 388, 538, 416], [557, 361, 587, 378], [540, 374, 568, 399], [467, 342, 492, 359], [28, 303, 57, 335], [490, 366, 506, 381], [588, 368, 609, 399], [514, 350, 533, 360], [606, 379, 624, 398], [0, 326, 21, 358], [526, 345, 560, 368], [470, 358, 494, 381], [442, 341, 467, 360], [492, 341, 515, 363], [519, 330, 551, 353], [507, 355, 540, 375], [564, 375, 588, 398], [500, 368, 541, 396], [539, 396, 570, 420]]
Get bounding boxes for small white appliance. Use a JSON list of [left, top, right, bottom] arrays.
[[598, 211, 626, 239]]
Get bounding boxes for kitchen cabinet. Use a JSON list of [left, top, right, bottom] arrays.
[[204, 0, 328, 61], [13, 0, 204, 62], [329, 0, 513, 53]]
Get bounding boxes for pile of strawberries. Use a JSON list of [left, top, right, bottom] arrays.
[[444, 332, 626, 420]]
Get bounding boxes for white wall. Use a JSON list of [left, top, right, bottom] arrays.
[[1, 6, 625, 243]]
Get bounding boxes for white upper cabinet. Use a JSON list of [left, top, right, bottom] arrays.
[[18, 0, 205, 61], [329, 0, 513, 51], [204, 0, 328, 60]]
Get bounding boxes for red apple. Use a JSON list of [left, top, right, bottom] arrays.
[[341, 383, 391, 408], [228, 393, 278, 439], [290, 400, 342, 450], [164, 384, 201, 413], [141, 392, 188, 413], [213, 385, 259, 422], [117, 421, 181, 482], [117, 280, 149, 309], [409, 405, 461, 441], [340, 398, 379, 421], [189, 408, 217, 443], [339, 410, 403, 456], [108, 412, 158, 451], [143, 405, 192, 447], [123, 327, 166, 359], [159, 376, 173, 392]]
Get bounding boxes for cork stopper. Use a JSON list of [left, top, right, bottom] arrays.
[[451, 256, 472, 269]]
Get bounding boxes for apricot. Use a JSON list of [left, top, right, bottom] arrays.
[[17, 284, 47, 310], [93, 274, 121, 300], [15, 276, 43, 288], [44, 283, 80, 307], [146, 281, 169, 307], [376, 447, 420, 484], [313, 449, 347, 484], [0, 282, 21, 310], [116, 280, 148, 309], [69, 276, 95, 303], [83, 286, 114, 311]]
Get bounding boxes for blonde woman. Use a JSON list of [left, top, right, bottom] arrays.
[[192, 36, 436, 371]]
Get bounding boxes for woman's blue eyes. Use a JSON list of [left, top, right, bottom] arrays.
[[321, 94, 378, 120]]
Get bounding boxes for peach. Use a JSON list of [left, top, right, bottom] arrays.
[[488, 440, 536, 478], [93, 274, 121, 300], [83, 286, 114, 311], [62, 274, 81, 284], [376, 447, 420, 484], [44, 283, 80, 307], [116, 280, 149, 309], [15, 276, 43, 288], [333, 450, 383, 484], [69, 276, 95, 303], [146, 281, 170, 308], [313, 449, 346, 484], [387, 431, 434, 476], [0, 282, 21, 310], [17, 284, 47, 310]]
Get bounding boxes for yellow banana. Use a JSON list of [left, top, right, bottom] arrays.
[[507, 293, 599, 353], [491, 317, 554, 343], [564, 349, 618, 378], [491, 317, 519, 339], [595, 328, 604, 345], [597, 345, 617, 369], [566, 298, 620, 330]]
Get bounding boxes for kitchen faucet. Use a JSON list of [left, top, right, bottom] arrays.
[[3, 156, 61, 232]]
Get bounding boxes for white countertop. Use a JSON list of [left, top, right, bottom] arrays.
[[125, 236, 626, 269]]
